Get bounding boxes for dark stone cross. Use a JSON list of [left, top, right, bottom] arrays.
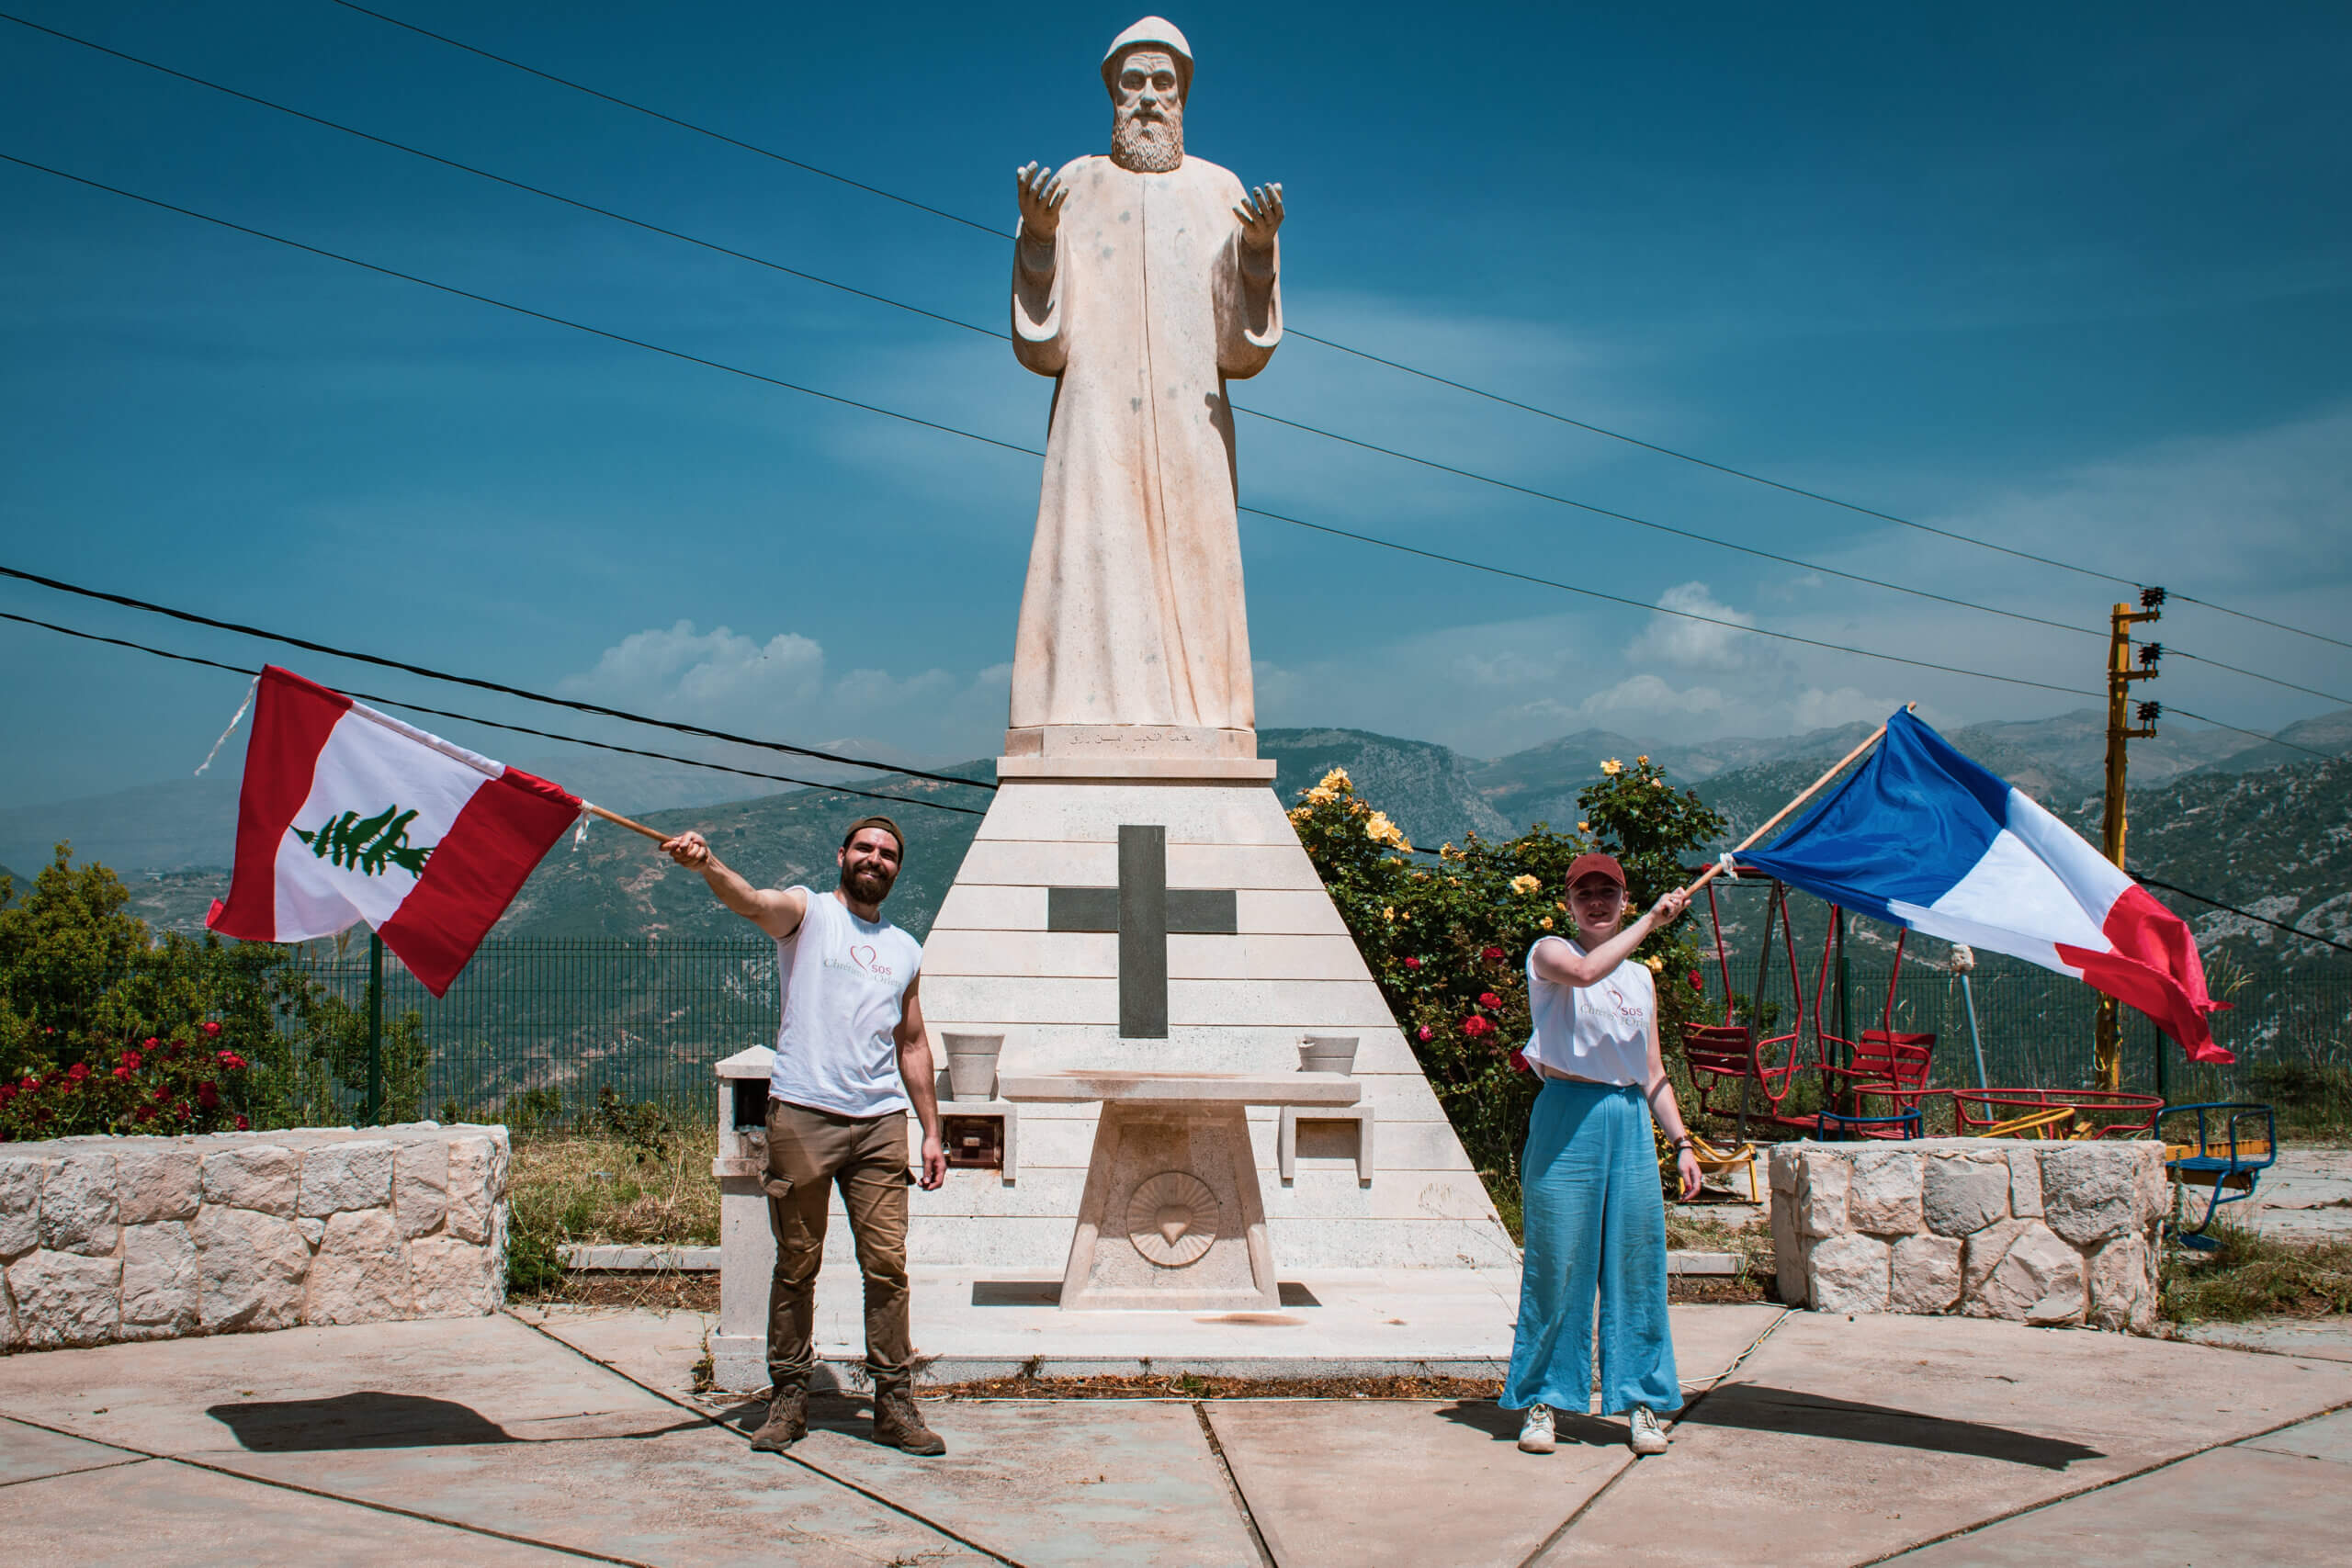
[[1047, 824, 1238, 1038]]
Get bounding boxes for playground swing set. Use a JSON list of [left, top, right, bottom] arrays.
[[1674, 870, 2276, 1247]]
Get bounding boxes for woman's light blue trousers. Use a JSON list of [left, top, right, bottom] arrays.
[[1502, 1077, 1681, 1416]]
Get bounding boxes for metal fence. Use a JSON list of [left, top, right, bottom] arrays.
[[300, 937, 2350, 1127]]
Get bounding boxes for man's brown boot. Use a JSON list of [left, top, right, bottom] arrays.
[[749, 1380, 808, 1452], [870, 1382, 944, 1455]]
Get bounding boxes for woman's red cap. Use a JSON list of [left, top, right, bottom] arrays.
[[1566, 852, 1626, 890]]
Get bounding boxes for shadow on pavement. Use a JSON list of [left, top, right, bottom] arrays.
[[208, 1392, 514, 1451], [1680, 1384, 2106, 1469], [1434, 1400, 1623, 1448]]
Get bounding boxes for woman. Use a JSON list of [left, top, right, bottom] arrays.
[[1505, 852, 1702, 1459]]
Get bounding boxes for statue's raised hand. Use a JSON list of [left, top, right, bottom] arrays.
[[1016, 162, 1069, 242], [1232, 183, 1283, 250]]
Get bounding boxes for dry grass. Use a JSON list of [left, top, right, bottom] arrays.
[[506, 1133, 719, 1297], [2160, 1224, 2352, 1324]]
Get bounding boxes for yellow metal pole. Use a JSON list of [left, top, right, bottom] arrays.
[[2096, 593, 2163, 1089]]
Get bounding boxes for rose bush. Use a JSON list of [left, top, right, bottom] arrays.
[[0, 843, 428, 1137], [1289, 758, 1725, 1227]]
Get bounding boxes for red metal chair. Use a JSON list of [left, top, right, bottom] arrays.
[[1682, 881, 1820, 1140], [1811, 928, 1943, 1138], [1952, 1087, 2165, 1140]]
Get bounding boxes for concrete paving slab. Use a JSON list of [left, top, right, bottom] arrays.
[[1889, 1444, 2352, 1566], [518, 1305, 718, 1402], [1532, 1311, 2352, 1568], [2175, 1315, 2352, 1363], [792, 1398, 1262, 1567], [0, 1414, 140, 1487], [0, 1314, 682, 1457], [2239, 1406, 2352, 1465], [1207, 1397, 1627, 1568], [210, 1420, 989, 1567], [0, 1455, 583, 1565]]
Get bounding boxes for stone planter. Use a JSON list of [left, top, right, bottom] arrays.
[[1769, 1137, 2165, 1333], [2, 1123, 508, 1352], [1296, 1035, 1359, 1076], [942, 1032, 1005, 1102]]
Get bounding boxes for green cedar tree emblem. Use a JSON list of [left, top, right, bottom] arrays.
[[292, 806, 434, 877]]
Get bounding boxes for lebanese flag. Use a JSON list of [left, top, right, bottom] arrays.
[[207, 666, 582, 997], [1741, 709, 2232, 1063]]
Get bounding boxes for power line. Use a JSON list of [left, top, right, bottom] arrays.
[[0, 608, 987, 815], [2171, 651, 2350, 709], [2130, 869, 2352, 957], [0, 150, 2126, 705], [324, 0, 1002, 241], [0, 556, 994, 794], [315, 0, 2352, 659], [0, 13, 2106, 654]]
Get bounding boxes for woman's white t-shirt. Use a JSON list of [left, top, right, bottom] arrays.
[[1523, 937, 1654, 1087], [767, 887, 923, 1118]]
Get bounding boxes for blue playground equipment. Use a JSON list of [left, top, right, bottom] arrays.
[[2161, 1102, 2278, 1251]]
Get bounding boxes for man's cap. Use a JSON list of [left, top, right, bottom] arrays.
[[841, 816, 906, 856], [1566, 852, 1626, 891], [1102, 16, 1193, 96]]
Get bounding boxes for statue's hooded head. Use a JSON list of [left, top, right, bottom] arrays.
[[1102, 17, 1192, 173]]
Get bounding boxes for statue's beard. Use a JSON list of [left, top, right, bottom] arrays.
[[1111, 107, 1183, 172]]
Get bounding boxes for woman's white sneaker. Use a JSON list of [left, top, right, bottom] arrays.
[[1627, 1406, 1668, 1455], [1517, 1403, 1557, 1454]]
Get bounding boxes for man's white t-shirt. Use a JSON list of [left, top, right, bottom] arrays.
[[1523, 937, 1654, 1087], [767, 886, 922, 1118]]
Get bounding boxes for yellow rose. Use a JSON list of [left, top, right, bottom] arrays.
[[1510, 874, 1541, 895], [1382, 906, 1395, 921], [1643, 955, 1664, 973], [1540, 916, 1554, 930], [1577, 821, 1589, 832], [1317, 766, 1351, 792], [1636, 754, 1649, 765], [1600, 759, 1623, 776]]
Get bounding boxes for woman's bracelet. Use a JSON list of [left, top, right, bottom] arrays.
[[1670, 1136, 1694, 1149]]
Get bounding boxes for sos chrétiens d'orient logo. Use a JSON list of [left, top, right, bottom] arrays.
[[293, 806, 433, 877]]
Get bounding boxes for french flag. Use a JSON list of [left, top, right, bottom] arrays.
[[1741, 709, 2231, 1063], [208, 667, 582, 997]]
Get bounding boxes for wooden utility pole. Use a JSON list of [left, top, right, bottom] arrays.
[[2096, 588, 2165, 1089]]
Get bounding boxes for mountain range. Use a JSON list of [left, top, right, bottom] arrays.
[[6, 709, 2346, 976]]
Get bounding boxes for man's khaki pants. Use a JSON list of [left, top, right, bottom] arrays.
[[763, 1099, 913, 1387]]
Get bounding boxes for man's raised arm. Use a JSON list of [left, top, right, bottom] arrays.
[[662, 830, 807, 940]]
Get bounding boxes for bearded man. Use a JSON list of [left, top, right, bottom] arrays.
[[1009, 17, 1283, 758], [662, 816, 948, 1456]]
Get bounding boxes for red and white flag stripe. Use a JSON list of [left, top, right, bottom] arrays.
[[207, 666, 582, 997]]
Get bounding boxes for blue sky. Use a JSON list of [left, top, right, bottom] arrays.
[[4, 0, 2348, 808]]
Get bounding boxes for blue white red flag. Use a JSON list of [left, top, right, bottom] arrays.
[[1740, 709, 2231, 1062]]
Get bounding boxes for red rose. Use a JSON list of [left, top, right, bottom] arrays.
[[200, 1021, 222, 1037], [134, 1104, 155, 1122], [1481, 946, 1506, 964], [234, 1115, 250, 1131], [1462, 1015, 1495, 1038], [1478, 991, 1503, 1010], [198, 1082, 221, 1110], [217, 1051, 246, 1070], [152, 1084, 172, 1101], [1688, 971, 1703, 992], [1509, 1049, 1531, 1073], [113, 1066, 132, 1082], [142, 1036, 159, 1048], [67, 1062, 91, 1083], [1403, 956, 1421, 970], [120, 1049, 142, 1070], [1417, 1024, 1434, 1042]]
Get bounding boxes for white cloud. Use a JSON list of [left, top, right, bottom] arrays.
[[557, 620, 1008, 764], [1629, 581, 1755, 671]]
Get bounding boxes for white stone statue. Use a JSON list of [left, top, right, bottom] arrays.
[[1007, 17, 1283, 760]]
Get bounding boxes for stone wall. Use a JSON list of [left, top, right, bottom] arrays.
[[1, 1124, 507, 1351], [1768, 1138, 2165, 1332]]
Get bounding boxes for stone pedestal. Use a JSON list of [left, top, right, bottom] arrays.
[[1001, 1070, 1358, 1310], [1768, 1138, 2166, 1331]]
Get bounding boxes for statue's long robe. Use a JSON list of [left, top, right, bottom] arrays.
[[1009, 153, 1282, 735]]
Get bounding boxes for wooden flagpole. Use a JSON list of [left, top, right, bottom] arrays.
[[583, 803, 672, 843], [1680, 705, 1911, 897]]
